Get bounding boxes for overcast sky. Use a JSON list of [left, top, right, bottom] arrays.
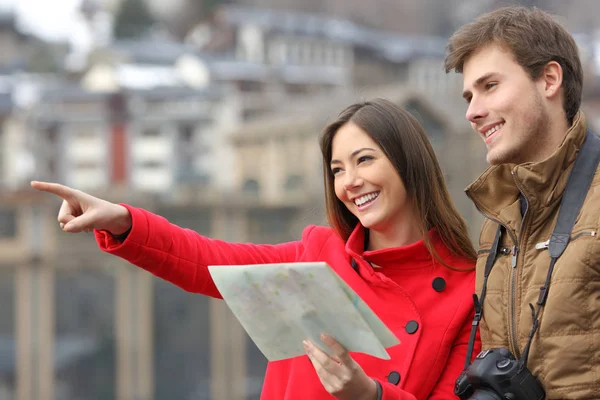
[[0, 0, 82, 41]]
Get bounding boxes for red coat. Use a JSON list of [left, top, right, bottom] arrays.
[[95, 205, 479, 400]]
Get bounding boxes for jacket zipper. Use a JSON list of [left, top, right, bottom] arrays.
[[478, 247, 512, 255], [535, 231, 597, 249], [510, 171, 530, 360]]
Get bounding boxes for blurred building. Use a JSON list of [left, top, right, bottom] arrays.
[[0, 11, 36, 72], [9, 4, 463, 195], [184, 5, 459, 119], [5, 2, 600, 400], [0, 11, 38, 191], [26, 84, 240, 194]]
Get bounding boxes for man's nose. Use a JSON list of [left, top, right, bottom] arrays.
[[465, 96, 488, 123]]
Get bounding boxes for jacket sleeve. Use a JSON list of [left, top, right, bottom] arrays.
[[94, 204, 307, 298]]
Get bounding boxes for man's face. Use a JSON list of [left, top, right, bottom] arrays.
[[462, 44, 550, 165]]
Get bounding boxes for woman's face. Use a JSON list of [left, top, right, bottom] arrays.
[[330, 122, 412, 234]]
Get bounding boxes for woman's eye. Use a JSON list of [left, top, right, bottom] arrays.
[[485, 82, 497, 90], [357, 156, 372, 164], [331, 167, 342, 175]]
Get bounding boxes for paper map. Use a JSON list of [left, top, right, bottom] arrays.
[[208, 262, 400, 361]]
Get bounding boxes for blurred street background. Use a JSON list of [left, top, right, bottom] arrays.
[[0, 0, 599, 399]]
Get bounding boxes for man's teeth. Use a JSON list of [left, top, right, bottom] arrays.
[[485, 123, 504, 138], [355, 192, 379, 206]]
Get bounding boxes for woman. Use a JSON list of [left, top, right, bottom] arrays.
[[32, 98, 479, 399]]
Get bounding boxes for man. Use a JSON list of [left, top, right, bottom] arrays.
[[445, 6, 599, 399]]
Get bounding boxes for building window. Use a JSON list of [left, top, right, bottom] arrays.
[[0, 208, 17, 238], [47, 159, 57, 177], [139, 161, 165, 169], [301, 43, 311, 65], [75, 161, 100, 171], [284, 175, 303, 191], [288, 42, 300, 64], [242, 109, 265, 121], [243, 179, 259, 196], [153, 278, 211, 399], [284, 83, 308, 95], [179, 125, 195, 143], [74, 128, 97, 140], [404, 100, 445, 150], [55, 270, 116, 399], [0, 268, 15, 398], [0, 128, 4, 182], [279, 42, 287, 64], [324, 44, 334, 65], [238, 80, 264, 93], [46, 123, 60, 144], [313, 44, 323, 65], [248, 209, 295, 243], [334, 47, 345, 66], [268, 41, 286, 65], [142, 128, 161, 137]]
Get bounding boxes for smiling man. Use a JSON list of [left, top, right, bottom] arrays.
[[445, 6, 600, 400]]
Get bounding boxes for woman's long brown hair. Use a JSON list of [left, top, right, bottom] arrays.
[[319, 98, 476, 269]]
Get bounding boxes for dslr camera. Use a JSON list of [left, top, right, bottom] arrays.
[[454, 348, 545, 400]]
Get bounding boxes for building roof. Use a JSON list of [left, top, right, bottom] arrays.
[[230, 84, 454, 141], [217, 5, 448, 63], [112, 38, 196, 65], [38, 82, 224, 102]]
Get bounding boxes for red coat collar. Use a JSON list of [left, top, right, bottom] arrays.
[[345, 224, 445, 269]]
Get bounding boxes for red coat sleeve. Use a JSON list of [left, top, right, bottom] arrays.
[[94, 204, 306, 298]]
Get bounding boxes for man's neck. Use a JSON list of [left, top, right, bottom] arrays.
[[525, 115, 571, 165], [544, 118, 571, 160]]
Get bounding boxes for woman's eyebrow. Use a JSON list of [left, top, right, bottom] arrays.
[[330, 147, 376, 164]]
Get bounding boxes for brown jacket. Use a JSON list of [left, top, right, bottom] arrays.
[[466, 112, 600, 399]]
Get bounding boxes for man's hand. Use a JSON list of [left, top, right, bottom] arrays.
[[31, 181, 132, 235], [304, 334, 378, 400]]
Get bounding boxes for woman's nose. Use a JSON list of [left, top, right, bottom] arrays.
[[343, 170, 362, 190]]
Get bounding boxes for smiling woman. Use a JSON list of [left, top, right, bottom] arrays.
[[31, 97, 479, 400], [320, 98, 476, 262], [330, 124, 419, 249]]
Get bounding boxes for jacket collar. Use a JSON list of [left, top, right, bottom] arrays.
[[345, 224, 446, 269], [466, 111, 588, 230]]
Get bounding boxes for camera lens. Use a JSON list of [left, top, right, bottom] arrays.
[[469, 389, 504, 400], [496, 359, 511, 369]]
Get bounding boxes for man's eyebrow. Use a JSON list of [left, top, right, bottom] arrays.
[[330, 147, 376, 164], [462, 72, 499, 99]]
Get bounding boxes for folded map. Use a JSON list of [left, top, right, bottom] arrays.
[[208, 262, 400, 361]]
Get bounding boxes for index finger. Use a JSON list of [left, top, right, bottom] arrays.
[[321, 334, 352, 365], [31, 181, 77, 200]]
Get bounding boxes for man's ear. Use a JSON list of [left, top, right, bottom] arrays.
[[541, 61, 563, 99]]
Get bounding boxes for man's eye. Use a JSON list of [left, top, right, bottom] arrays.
[[485, 82, 497, 90]]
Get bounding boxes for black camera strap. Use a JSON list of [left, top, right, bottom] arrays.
[[463, 224, 502, 369], [464, 129, 600, 370]]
